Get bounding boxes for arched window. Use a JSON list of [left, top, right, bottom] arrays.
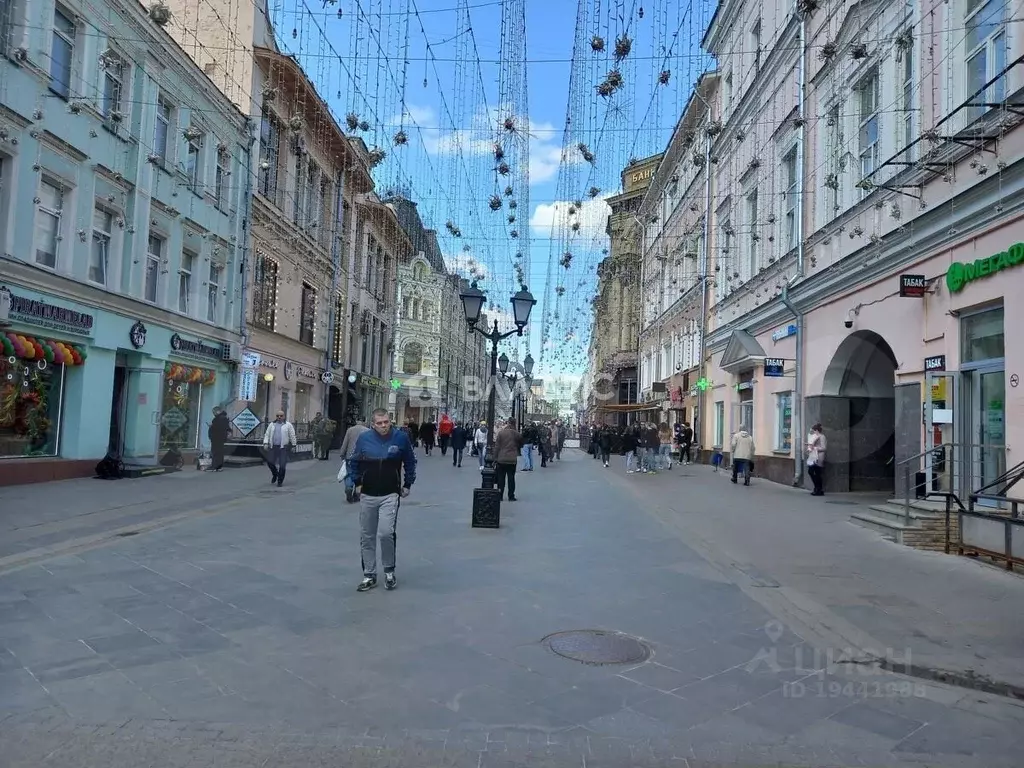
[[413, 262, 427, 281], [403, 342, 423, 374], [422, 301, 432, 322], [402, 296, 411, 318], [412, 298, 421, 320]]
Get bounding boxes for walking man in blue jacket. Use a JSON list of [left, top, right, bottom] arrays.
[[347, 408, 417, 592]]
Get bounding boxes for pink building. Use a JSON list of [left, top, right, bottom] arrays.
[[638, 0, 1021, 506]]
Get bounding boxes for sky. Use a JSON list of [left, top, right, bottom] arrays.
[[266, 0, 713, 377]]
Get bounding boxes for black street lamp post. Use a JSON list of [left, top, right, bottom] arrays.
[[496, 352, 534, 432], [459, 282, 536, 527]]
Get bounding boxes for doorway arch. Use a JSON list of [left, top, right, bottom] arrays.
[[819, 331, 898, 493]]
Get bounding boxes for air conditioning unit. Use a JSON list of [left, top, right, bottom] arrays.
[[222, 342, 241, 363]]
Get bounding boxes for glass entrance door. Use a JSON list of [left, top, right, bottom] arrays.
[[966, 369, 1006, 508]]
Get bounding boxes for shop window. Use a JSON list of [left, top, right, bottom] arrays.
[[775, 391, 793, 451], [160, 363, 216, 450], [295, 382, 313, 423], [961, 306, 1004, 363], [714, 400, 725, 447], [0, 355, 67, 458]]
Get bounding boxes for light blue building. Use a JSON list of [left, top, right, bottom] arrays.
[[0, 0, 250, 484]]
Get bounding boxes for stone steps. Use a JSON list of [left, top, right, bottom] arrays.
[[850, 498, 958, 551]]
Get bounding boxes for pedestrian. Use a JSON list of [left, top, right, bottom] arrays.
[[419, 420, 436, 456], [539, 422, 553, 467], [438, 413, 453, 456], [474, 421, 489, 468], [347, 409, 417, 592], [622, 425, 638, 473], [310, 412, 324, 459], [520, 421, 536, 471], [317, 416, 336, 461], [730, 425, 755, 486], [658, 422, 674, 470], [450, 420, 467, 467], [554, 420, 566, 460], [207, 407, 229, 471], [407, 420, 420, 449], [643, 424, 660, 473], [597, 425, 612, 467], [493, 418, 522, 501], [338, 417, 370, 503], [806, 422, 827, 496], [679, 421, 694, 465], [262, 410, 297, 487]]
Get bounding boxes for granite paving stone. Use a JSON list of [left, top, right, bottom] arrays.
[[0, 452, 1022, 767]]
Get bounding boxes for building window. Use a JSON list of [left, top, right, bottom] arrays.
[[0, 0, 14, 56], [160, 373, 207, 451], [299, 283, 316, 345], [258, 109, 280, 200], [775, 391, 793, 451], [332, 294, 344, 365], [215, 145, 229, 207], [185, 132, 202, 189], [101, 49, 126, 119], [782, 148, 798, 251], [403, 342, 423, 375], [714, 400, 725, 447], [750, 20, 761, 72], [900, 37, 915, 156], [966, 0, 1007, 115], [207, 263, 220, 323], [34, 179, 63, 268], [305, 160, 320, 233], [0, 357, 66, 458], [723, 70, 733, 115], [252, 254, 278, 330], [178, 250, 194, 314], [89, 207, 112, 285], [50, 6, 75, 98], [745, 188, 759, 279], [154, 97, 172, 162], [293, 155, 306, 225], [824, 103, 843, 217], [857, 70, 880, 187], [961, 306, 1004, 363], [145, 234, 163, 303]]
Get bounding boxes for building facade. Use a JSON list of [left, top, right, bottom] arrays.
[[635, 0, 1022, 502], [0, 0, 249, 485]]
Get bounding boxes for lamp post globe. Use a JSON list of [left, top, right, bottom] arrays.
[[510, 286, 536, 332], [498, 353, 510, 375], [459, 281, 486, 326]]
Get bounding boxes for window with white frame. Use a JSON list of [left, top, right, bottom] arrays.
[[899, 36, 915, 157], [0, 0, 15, 56], [154, 97, 172, 162], [750, 20, 761, 73], [214, 144, 229, 207], [723, 71, 733, 116], [293, 154, 306, 225], [34, 179, 63, 268], [782, 147, 798, 251], [185, 132, 202, 189], [857, 70, 880, 189], [318, 175, 332, 247], [305, 160, 320, 233], [717, 215, 732, 299], [965, 0, 1007, 114], [100, 49, 126, 120], [207, 263, 221, 323], [258, 108, 280, 199], [178, 250, 195, 314], [714, 400, 725, 447], [89, 207, 113, 285], [745, 188, 759, 279], [50, 6, 75, 99], [299, 283, 316, 345], [824, 103, 843, 218], [145, 234, 163, 303], [775, 391, 793, 451]]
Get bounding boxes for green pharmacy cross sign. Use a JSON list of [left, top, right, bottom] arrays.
[[695, 377, 711, 391], [390, 379, 402, 391], [946, 243, 1024, 293]]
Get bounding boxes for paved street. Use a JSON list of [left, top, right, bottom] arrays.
[[2, 450, 1023, 767]]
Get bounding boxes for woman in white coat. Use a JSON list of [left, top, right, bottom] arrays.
[[474, 422, 489, 469]]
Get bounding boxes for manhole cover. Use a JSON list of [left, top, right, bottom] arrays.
[[543, 630, 651, 665]]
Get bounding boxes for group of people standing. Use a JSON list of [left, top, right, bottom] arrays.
[[587, 421, 694, 473]]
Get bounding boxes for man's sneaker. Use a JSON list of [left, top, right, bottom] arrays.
[[357, 576, 377, 592], [345, 486, 354, 503], [384, 572, 397, 590]]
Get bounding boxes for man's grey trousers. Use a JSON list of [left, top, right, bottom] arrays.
[[360, 493, 400, 577]]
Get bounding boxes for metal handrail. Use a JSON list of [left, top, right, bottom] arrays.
[[900, 442, 1009, 525], [973, 457, 1024, 497]]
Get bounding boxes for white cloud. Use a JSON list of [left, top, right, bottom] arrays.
[[443, 252, 489, 281], [529, 196, 611, 240]]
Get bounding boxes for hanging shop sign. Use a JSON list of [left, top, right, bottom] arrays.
[[238, 367, 258, 401], [763, 358, 786, 377], [6, 291, 95, 336], [283, 361, 293, 380], [129, 321, 147, 349], [946, 243, 1024, 293], [169, 333, 223, 363], [899, 274, 928, 298], [924, 354, 946, 372], [771, 324, 797, 342], [240, 350, 261, 369], [232, 407, 262, 437]]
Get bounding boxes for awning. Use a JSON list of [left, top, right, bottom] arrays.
[[719, 330, 766, 375]]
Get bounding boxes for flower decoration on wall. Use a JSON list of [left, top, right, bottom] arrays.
[[164, 362, 216, 385], [2, 333, 87, 366]]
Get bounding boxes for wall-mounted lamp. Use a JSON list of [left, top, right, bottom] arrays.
[[263, 373, 274, 382]]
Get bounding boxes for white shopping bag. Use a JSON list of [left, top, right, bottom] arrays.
[[337, 460, 347, 483]]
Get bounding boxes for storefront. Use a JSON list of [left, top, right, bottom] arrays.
[[238, 351, 327, 426], [161, 332, 233, 457]]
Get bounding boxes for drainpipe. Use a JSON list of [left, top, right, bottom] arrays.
[[324, 166, 345, 414], [232, 118, 256, 410], [784, 11, 809, 488], [696, 109, 712, 450]]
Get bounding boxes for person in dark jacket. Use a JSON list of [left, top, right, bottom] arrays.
[[450, 421, 467, 467], [622, 426, 639, 473], [347, 409, 417, 592], [407, 421, 420, 448], [418, 420, 436, 456], [539, 423, 553, 468], [493, 418, 523, 501], [207, 408, 230, 471], [596, 426, 612, 467]]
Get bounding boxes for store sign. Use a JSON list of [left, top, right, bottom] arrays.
[[924, 354, 946, 372], [170, 333, 223, 362], [240, 350, 261, 369], [7, 291, 95, 336], [946, 243, 1024, 293], [129, 321, 147, 349], [232, 407, 262, 437], [294, 365, 319, 380], [161, 407, 188, 431], [238, 368, 258, 401], [764, 358, 786, 377], [771, 324, 797, 342], [283, 361, 293, 380], [899, 274, 928, 297]]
